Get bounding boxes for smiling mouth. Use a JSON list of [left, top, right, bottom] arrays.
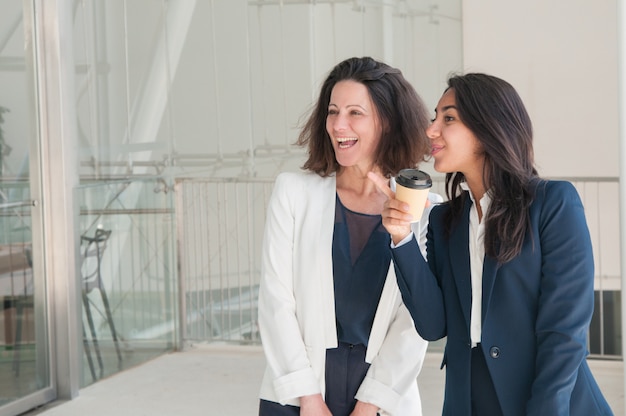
[[337, 137, 358, 149], [431, 145, 443, 155]]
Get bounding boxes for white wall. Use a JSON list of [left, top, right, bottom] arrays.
[[462, 0, 618, 178], [461, 1, 621, 291]]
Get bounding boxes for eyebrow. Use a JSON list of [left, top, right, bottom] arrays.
[[328, 103, 368, 111], [434, 104, 457, 113], [329, 103, 366, 108]]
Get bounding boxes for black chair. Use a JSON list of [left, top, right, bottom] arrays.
[[7, 244, 34, 376], [11, 294, 34, 376], [81, 228, 122, 381]]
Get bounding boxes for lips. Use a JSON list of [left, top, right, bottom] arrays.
[[337, 137, 358, 149], [431, 145, 443, 156]]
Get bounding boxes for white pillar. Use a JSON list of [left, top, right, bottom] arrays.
[[33, 0, 82, 398]]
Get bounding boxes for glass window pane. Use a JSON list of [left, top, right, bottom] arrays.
[[0, 1, 50, 410]]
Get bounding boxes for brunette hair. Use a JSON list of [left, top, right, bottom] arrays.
[[296, 56, 431, 177], [443, 73, 538, 263]]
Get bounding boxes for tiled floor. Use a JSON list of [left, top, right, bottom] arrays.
[[20, 343, 624, 416]]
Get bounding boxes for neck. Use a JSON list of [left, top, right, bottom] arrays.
[[464, 174, 487, 222], [336, 165, 380, 194], [467, 181, 485, 203], [336, 166, 386, 215]]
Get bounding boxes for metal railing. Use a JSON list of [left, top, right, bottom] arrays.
[[175, 178, 273, 344], [76, 178, 178, 356], [174, 175, 622, 357]]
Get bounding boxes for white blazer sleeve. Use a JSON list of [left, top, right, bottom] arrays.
[[356, 184, 443, 414], [257, 173, 321, 403]]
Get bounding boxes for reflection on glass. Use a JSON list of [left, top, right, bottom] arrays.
[[0, 2, 49, 408], [76, 179, 176, 386], [0, 205, 35, 405], [73, 0, 181, 387]]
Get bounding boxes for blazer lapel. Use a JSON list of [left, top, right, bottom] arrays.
[[449, 197, 473, 330], [481, 255, 500, 325], [316, 175, 338, 345]]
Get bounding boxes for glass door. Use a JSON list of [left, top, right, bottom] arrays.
[[0, 1, 52, 414]]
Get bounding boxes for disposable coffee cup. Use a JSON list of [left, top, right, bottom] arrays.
[[395, 169, 432, 223]]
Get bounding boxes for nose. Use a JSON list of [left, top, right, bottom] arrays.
[[426, 119, 439, 140], [329, 113, 348, 132]]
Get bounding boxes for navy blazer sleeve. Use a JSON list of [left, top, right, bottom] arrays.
[[526, 181, 595, 414], [392, 225, 446, 341]]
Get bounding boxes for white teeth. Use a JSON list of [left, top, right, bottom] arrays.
[[337, 137, 357, 142]]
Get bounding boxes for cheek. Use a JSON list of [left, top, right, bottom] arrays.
[[370, 126, 383, 148]]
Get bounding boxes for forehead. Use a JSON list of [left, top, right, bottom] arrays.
[[329, 80, 372, 105], [437, 88, 456, 109]]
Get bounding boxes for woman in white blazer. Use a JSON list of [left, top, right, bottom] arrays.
[[258, 57, 439, 416]]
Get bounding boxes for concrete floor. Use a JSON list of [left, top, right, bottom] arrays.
[[23, 343, 624, 416]]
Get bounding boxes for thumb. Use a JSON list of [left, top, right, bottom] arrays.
[[367, 171, 394, 200]]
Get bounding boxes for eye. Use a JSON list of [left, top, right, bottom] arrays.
[[328, 108, 338, 115], [350, 109, 362, 116], [444, 115, 455, 122]]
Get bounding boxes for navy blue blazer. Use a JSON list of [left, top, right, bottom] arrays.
[[392, 180, 613, 415]]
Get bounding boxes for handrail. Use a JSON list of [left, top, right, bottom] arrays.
[[0, 200, 33, 210]]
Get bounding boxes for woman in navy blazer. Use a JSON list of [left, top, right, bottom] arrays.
[[369, 73, 613, 415]]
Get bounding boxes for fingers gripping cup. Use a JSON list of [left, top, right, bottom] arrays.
[[395, 169, 432, 223]]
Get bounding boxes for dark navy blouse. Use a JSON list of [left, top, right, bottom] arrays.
[[332, 194, 392, 346]]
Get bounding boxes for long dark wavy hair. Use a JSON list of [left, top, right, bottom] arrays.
[[296, 56, 431, 178], [443, 73, 539, 264]]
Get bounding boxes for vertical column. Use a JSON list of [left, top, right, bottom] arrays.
[[32, 0, 81, 399]]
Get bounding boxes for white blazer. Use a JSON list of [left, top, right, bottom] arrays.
[[258, 171, 440, 415]]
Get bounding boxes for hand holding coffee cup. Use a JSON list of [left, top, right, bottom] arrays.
[[395, 169, 432, 223]]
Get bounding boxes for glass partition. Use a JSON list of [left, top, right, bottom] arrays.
[[72, 0, 180, 386], [0, 185, 42, 408], [75, 178, 176, 386], [0, 1, 50, 413]]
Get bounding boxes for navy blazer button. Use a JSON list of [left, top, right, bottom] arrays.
[[489, 347, 500, 358]]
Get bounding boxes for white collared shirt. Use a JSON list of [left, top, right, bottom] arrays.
[[460, 182, 491, 348]]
